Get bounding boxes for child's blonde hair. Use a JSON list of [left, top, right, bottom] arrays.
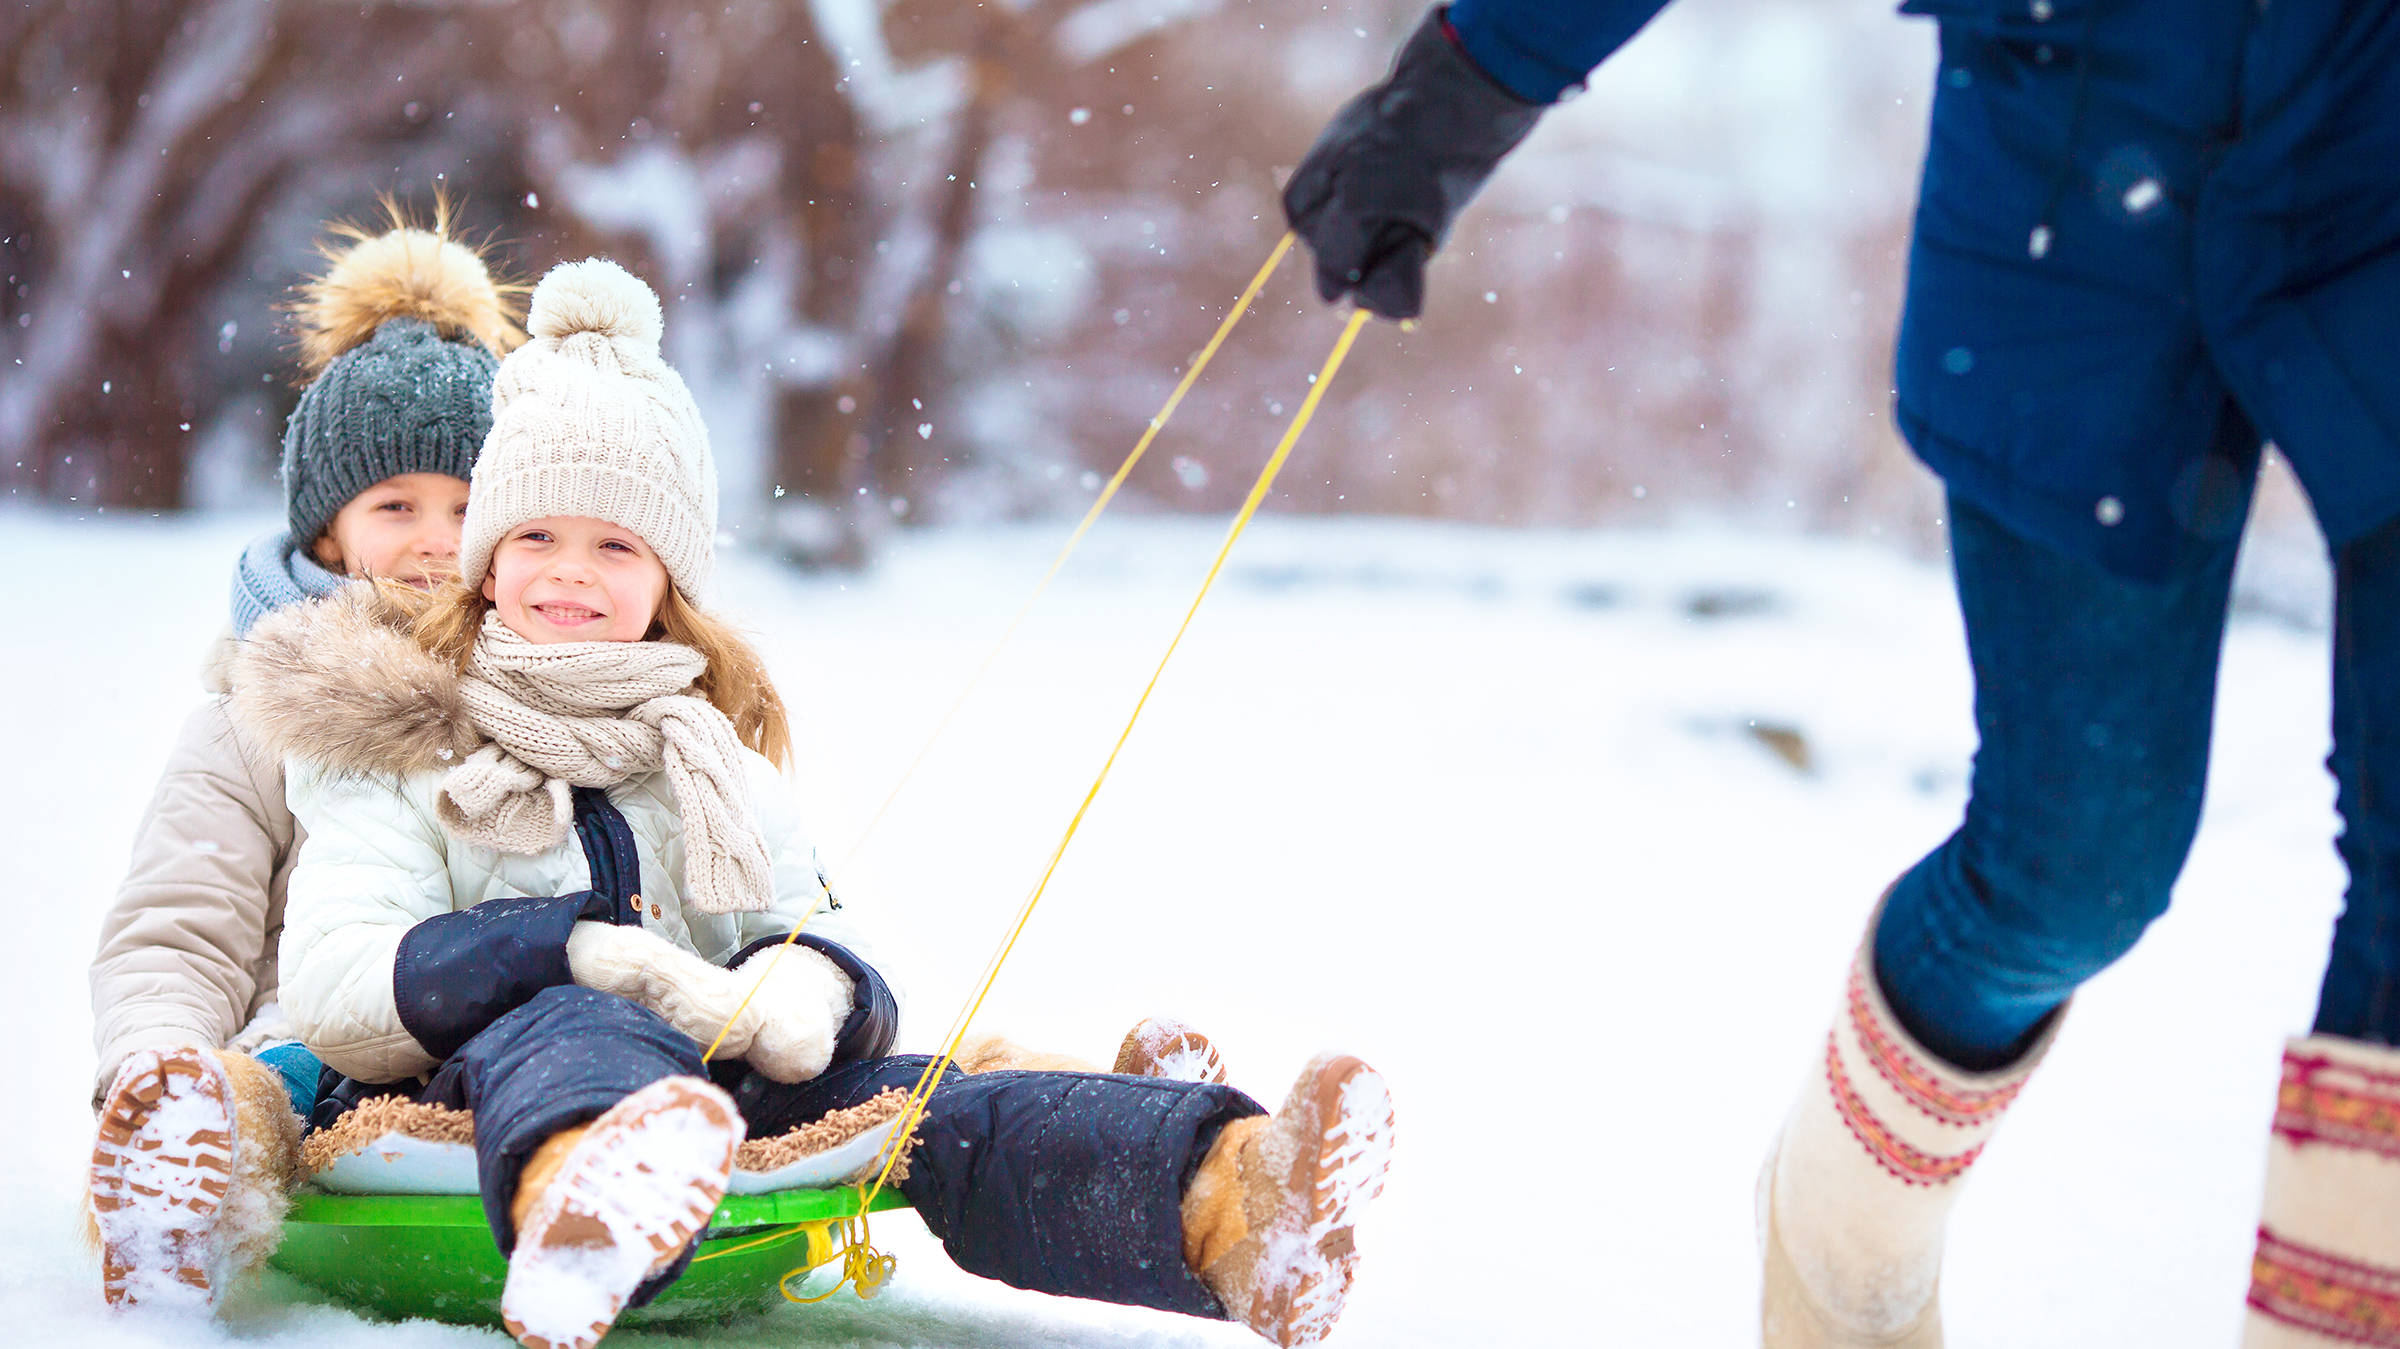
[[380, 575, 793, 770]]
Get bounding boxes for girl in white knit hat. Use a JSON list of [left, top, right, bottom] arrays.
[[229, 257, 1396, 1349]]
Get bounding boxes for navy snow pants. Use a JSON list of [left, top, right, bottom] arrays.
[[421, 985, 1263, 1319]]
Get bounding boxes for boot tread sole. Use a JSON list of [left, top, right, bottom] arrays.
[[1262, 1054, 1396, 1348], [500, 1078, 743, 1349], [90, 1048, 237, 1310]]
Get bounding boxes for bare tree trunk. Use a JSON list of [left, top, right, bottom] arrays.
[[864, 32, 1005, 505]]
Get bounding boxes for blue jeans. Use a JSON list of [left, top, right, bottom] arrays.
[[253, 1040, 323, 1118], [1874, 478, 2400, 1069]]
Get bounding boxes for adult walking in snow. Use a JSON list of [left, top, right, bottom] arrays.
[[84, 212, 520, 1310], [1286, 4, 2400, 1347]]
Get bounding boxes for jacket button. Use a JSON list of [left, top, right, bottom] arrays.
[[651, 903, 663, 919]]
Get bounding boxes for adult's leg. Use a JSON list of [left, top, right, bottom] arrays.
[[2317, 512, 2400, 1045], [2242, 512, 2400, 1348], [741, 1057, 1263, 1318], [1875, 487, 2246, 1069], [1766, 457, 2251, 1349]]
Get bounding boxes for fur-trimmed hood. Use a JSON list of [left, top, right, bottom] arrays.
[[227, 586, 482, 779]]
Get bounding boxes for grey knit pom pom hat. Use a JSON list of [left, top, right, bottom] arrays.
[[460, 258, 718, 604], [281, 224, 521, 547]]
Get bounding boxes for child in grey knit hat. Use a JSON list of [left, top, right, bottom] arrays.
[[85, 213, 520, 1318], [230, 219, 523, 634]]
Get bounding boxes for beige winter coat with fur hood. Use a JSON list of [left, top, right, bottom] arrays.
[[87, 640, 299, 1102], [231, 590, 867, 1085]]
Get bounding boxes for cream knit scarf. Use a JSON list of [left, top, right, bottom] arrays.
[[437, 612, 773, 914]]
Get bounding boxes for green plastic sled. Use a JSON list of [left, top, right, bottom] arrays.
[[269, 1186, 912, 1327]]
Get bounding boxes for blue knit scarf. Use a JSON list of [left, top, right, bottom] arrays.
[[230, 530, 351, 636]]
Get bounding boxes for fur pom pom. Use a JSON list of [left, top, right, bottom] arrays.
[[526, 258, 664, 352], [293, 207, 522, 377]]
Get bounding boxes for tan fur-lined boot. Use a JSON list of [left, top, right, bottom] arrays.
[[1182, 1054, 1395, 1347], [1760, 937, 2060, 1348], [955, 1016, 1230, 1083], [2241, 1036, 2400, 1347], [1116, 1016, 1230, 1085], [87, 1046, 302, 1311], [953, 1033, 1102, 1075], [500, 1076, 744, 1349]]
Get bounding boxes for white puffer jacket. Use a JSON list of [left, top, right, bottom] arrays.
[[281, 753, 860, 1082], [231, 588, 872, 1084]]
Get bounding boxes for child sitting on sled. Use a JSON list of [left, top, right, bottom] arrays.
[[223, 257, 1393, 1349], [84, 210, 521, 1311]]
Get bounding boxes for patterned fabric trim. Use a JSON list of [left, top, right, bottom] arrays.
[[2249, 1226, 2400, 1347], [1824, 1034, 1980, 1187], [1846, 963, 2023, 1128], [2276, 1051, 2400, 1162]]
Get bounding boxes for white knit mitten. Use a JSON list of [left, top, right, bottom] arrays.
[[732, 946, 854, 1084], [565, 922, 760, 1053]]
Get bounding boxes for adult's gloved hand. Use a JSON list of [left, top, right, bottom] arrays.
[[1281, 6, 1545, 320]]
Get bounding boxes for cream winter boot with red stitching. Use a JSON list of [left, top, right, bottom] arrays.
[[2241, 1036, 2400, 1348], [1183, 1053, 1395, 1347], [1760, 939, 2060, 1348], [501, 1076, 744, 1349], [87, 1046, 301, 1311]]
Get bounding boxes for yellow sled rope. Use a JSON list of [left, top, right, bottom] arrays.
[[696, 234, 1375, 1302], [831, 230, 1299, 877]]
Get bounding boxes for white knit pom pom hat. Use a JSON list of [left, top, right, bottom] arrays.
[[460, 257, 718, 604]]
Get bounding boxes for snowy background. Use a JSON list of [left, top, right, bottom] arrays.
[[0, 505, 2353, 1346], [0, 0, 2362, 1342], [6, 0, 1970, 560]]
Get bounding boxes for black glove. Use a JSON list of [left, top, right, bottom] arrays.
[[1281, 6, 1546, 320]]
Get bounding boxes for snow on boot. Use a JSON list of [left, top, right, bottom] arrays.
[[1760, 939, 2058, 1348], [1116, 1016, 1230, 1085], [1184, 1053, 1395, 1347], [2241, 1036, 2400, 1348], [500, 1076, 744, 1349], [88, 1046, 300, 1311]]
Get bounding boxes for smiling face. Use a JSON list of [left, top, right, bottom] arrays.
[[310, 472, 471, 587], [479, 515, 671, 644]]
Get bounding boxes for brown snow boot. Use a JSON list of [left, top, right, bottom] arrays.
[[1116, 1016, 1230, 1085], [88, 1046, 301, 1312], [500, 1076, 744, 1349], [1760, 929, 2059, 1348], [2241, 1036, 2400, 1348], [1183, 1053, 1395, 1346], [511, 1125, 591, 1238]]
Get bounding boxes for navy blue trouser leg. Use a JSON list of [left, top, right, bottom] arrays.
[[1874, 488, 2245, 1069], [2318, 513, 2400, 1045], [737, 1056, 1265, 1319], [422, 985, 702, 1256], [423, 990, 1263, 1318]]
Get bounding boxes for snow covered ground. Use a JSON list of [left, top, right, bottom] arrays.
[[0, 506, 2349, 1347]]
